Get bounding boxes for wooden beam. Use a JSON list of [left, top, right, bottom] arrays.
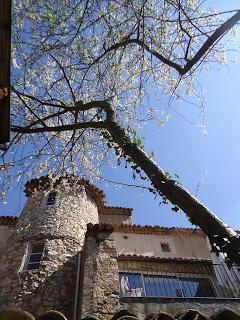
[[0, 0, 11, 147]]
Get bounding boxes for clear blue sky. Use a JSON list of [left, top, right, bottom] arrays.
[[1, 1, 240, 231]]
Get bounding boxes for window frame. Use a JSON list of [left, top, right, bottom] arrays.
[[25, 241, 45, 271], [119, 270, 217, 298]]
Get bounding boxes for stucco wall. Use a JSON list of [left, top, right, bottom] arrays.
[[114, 232, 211, 259], [0, 225, 15, 259], [99, 214, 132, 225]]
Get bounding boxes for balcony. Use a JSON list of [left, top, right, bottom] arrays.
[[118, 256, 240, 299]]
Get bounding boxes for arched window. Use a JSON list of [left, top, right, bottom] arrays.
[[46, 191, 57, 206]]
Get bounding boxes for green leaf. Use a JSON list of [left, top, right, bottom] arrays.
[[149, 151, 154, 158], [131, 165, 138, 170]]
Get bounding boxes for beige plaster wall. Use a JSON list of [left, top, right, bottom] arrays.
[[114, 232, 211, 259], [173, 233, 210, 259], [99, 214, 132, 225]]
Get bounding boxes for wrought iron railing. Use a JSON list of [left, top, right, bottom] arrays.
[[118, 260, 240, 299]]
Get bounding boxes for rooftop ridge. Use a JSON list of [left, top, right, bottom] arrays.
[[98, 206, 133, 216], [24, 175, 106, 207], [86, 223, 204, 235], [0, 216, 18, 225], [117, 254, 212, 263]]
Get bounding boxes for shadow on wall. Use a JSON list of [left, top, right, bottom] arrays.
[[0, 247, 79, 320], [1, 308, 240, 320]]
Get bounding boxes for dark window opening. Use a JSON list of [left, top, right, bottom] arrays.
[[26, 242, 45, 270], [46, 191, 57, 206], [161, 243, 171, 252]]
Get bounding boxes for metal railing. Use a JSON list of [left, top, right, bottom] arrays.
[[118, 260, 240, 299]]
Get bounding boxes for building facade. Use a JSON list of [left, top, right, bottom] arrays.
[[0, 176, 240, 320]]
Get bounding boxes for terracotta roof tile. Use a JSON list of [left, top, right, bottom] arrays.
[[117, 254, 212, 264], [86, 223, 204, 236], [109, 309, 240, 320], [99, 206, 132, 216], [2, 308, 240, 320], [115, 224, 203, 235], [0, 216, 18, 226]]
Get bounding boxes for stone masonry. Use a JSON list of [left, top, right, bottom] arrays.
[[80, 224, 119, 320], [0, 177, 99, 319]]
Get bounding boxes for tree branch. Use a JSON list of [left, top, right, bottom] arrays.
[[11, 87, 68, 109], [11, 121, 107, 134], [90, 10, 240, 76], [89, 37, 184, 74], [182, 10, 240, 74]]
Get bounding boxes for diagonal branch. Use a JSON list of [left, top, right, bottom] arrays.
[[90, 37, 183, 74], [10, 99, 240, 265], [89, 10, 240, 76], [182, 10, 240, 74], [11, 87, 67, 109], [15, 92, 47, 128]]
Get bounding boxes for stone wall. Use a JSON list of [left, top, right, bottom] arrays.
[[0, 183, 99, 319], [0, 224, 15, 258], [80, 225, 120, 320]]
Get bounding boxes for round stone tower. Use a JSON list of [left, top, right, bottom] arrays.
[[0, 176, 104, 319]]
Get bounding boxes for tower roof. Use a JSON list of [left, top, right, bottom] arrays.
[[24, 175, 106, 207]]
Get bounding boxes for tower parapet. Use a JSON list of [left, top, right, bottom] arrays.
[[0, 176, 103, 319]]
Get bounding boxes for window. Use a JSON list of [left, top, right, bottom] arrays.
[[46, 191, 57, 206], [26, 242, 45, 270], [119, 272, 143, 297], [119, 272, 216, 298], [144, 275, 181, 297], [179, 277, 216, 298], [161, 243, 171, 252]]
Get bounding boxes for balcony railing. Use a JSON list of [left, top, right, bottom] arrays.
[[118, 260, 240, 299]]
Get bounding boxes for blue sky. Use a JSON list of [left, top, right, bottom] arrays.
[[1, 1, 240, 231]]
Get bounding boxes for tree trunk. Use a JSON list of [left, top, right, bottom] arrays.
[[106, 120, 240, 266], [11, 100, 240, 266]]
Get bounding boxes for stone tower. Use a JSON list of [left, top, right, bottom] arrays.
[[0, 176, 105, 319]]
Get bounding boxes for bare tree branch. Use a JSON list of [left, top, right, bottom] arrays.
[[182, 10, 240, 73], [90, 10, 240, 75]]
